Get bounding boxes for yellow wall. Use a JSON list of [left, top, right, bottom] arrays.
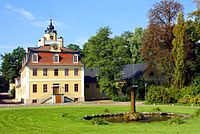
[[29, 81, 82, 99], [84, 82, 108, 101], [29, 66, 82, 79], [44, 33, 57, 41], [28, 66, 83, 101]]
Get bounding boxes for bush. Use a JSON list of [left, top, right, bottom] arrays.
[[152, 107, 161, 112], [103, 108, 110, 113], [92, 118, 108, 125], [194, 109, 200, 117], [178, 86, 200, 104], [113, 96, 130, 102], [146, 86, 173, 104], [62, 113, 70, 118], [168, 117, 184, 125]]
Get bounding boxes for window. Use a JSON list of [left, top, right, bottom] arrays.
[[32, 99, 37, 103], [50, 35, 53, 40], [73, 54, 78, 63], [43, 68, 48, 76], [74, 84, 78, 92], [32, 53, 38, 63], [54, 69, 58, 76], [43, 84, 47, 92], [53, 54, 59, 63], [33, 84, 37, 93], [33, 69, 37, 76], [149, 71, 154, 76], [65, 84, 69, 92], [65, 69, 69, 76], [74, 69, 78, 76]]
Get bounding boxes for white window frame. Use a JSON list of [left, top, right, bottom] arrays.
[[73, 54, 78, 63], [53, 54, 59, 63], [32, 53, 38, 63]]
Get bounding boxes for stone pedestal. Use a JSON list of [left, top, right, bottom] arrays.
[[130, 85, 138, 113]]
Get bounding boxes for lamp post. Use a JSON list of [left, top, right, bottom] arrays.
[[145, 83, 147, 101]]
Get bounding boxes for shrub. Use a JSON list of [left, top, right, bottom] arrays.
[[152, 107, 161, 112], [103, 108, 110, 113], [168, 117, 184, 125], [178, 86, 200, 104], [194, 109, 200, 117], [113, 96, 130, 102], [146, 86, 173, 104], [62, 113, 70, 118], [92, 118, 108, 125]]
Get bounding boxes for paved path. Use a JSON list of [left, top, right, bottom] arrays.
[[0, 100, 146, 108]]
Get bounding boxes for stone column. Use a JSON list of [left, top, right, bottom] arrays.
[[131, 85, 138, 113]]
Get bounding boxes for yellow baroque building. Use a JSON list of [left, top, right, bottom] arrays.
[[15, 20, 84, 104]]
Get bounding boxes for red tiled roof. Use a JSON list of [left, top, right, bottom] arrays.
[[23, 46, 83, 66], [29, 52, 83, 66], [28, 46, 78, 53]]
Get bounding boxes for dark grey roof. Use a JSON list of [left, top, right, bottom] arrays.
[[122, 63, 147, 79], [45, 19, 57, 34], [84, 68, 98, 82], [84, 63, 148, 82]]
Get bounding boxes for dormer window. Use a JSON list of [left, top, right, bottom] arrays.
[[32, 53, 38, 63], [53, 54, 59, 63], [73, 54, 78, 63]]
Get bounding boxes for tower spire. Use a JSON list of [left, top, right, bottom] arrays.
[[45, 19, 57, 34]]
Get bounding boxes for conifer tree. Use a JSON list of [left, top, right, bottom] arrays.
[[172, 12, 187, 88]]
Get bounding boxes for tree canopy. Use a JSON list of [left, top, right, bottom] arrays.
[[67, 44, 81, 51], [141, 0, 183, 86], [0, 47, 26, 83], [83, 27, 131, 96], [122, 28, 145, 63]]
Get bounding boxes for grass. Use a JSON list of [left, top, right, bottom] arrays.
[[0, 105, 200, 134]]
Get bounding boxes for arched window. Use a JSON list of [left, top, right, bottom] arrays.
[[32, 53, 38, 63], [53, 54, 59, 63], [73, 54, 78, 63], [50, 35, 53, 40]]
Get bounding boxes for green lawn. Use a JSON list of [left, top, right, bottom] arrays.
[[0, 105, 199, 134]]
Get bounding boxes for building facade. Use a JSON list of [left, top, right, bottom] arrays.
[[15, 20, 84, 104]]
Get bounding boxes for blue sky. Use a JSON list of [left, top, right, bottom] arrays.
[[0, 0, 197, 59]]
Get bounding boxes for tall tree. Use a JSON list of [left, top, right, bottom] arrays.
[[184, 0, 200, 80], [129, 27, 145, 63], [172, 12, 187, 88], [83, 27, 130, 96], [141, 0, 182, 86], [67, 44, 81, 51], [0, 47, 26, 83]]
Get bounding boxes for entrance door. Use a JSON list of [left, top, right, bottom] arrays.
[[53, 87, 59, 94], [55, 95, 61, 103]]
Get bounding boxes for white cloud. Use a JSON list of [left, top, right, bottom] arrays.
[[5, 3, 35, 20], [4, 3, 69, 29], [194, 0, 200, 8]]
